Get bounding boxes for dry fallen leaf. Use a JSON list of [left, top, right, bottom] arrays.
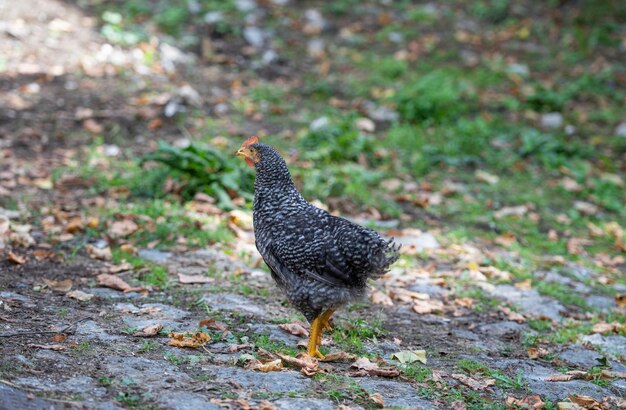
[[168, 331, 211, 348], [86, 244, 112, 261], [494, 205, 528, 219], [505, 395, 545, 409], [616, 294, 626, 309], [574, 201, 599, 216], [198, 318, 228, 332], [475, 170, 499, 185], [370, 289, 393, 306], [369, 392, 384, 408], [245, 358, 283, 372], [318, 351, 357, 362], [592, 322, 625, 334], [177, 273, 215, 284], [350, 357, 400, 378], [97, 274, 145, 293], [277, 352, 321, 376], [109, 261, 133, 273], [109, 220, 139, 237], [451, 373, 495, 390], [44, 278, 73, 292], [259, 400, 278, 410], [527, 347, 550, 359], [500, 306, 527, 323], [278, 322, 309, 337], [7, 251, 26, 265], [52, 334, 67, 343], [412, 299, 444, 314], [133, 324, 163, 337], [390, 350, 427, 364], [28, 344, 65, 351], [568, 394, 606, 410], [66, 290, 94, 302]]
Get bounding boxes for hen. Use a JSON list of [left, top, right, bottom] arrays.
[[237, 136, 399, 357]]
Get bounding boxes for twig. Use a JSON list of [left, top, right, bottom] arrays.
[[0, 317, 89, 338]]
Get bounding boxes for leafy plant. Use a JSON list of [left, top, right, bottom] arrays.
[[141, 141, 254, 209]]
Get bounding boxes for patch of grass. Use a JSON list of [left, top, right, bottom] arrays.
[[400, 363, 432, 382], [139, 265, 170, 288], [138, 341, 160, 353], [141, 141, 254, 209], [332, 318, 384, 356], [253, 334, 298, 356], [535, 281, 588, 308]]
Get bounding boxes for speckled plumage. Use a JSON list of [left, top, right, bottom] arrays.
[[249, 142, 400, 322]]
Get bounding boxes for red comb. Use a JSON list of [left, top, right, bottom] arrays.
[[241, 136, 259, 148]]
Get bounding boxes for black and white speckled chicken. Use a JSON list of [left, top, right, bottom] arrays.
[[236, 136, 400, 358]]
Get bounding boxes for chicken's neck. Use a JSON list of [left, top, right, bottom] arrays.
[[253, 158, 305, 210]]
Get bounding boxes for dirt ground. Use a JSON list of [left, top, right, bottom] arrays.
[[0, 0, 625, 409]]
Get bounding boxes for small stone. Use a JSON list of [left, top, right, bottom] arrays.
[[507, 63, 529, 77], [307, 38, 325, 58], [204, 11, 223, 24], [138, 249, 172, 264], [310, 116, 330, 131], [355, 117, 375, 132], [364, 101, 399, 122], [262, 49, 278, 65], [540, 112, 563, 129], [235, 0, 256, 13], [243, 27, 264, 48], [615, 122, 626, 138]]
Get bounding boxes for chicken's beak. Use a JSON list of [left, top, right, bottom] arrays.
[[236, 148, 245, 157]]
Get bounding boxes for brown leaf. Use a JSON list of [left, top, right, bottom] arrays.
[[259, 400, 278, 410], [592, 322, 624, 334], [567, 238, 592, 255], [545, 370, 588, 382], [97, 274, 145, 293], [198, 318, 228, 332], [86, 244, 112, 261], [505, 395, 545, 409], [278, 322, 309, 337], [616, 294, 626, 309], [109, 262, 133, 273], [245, 358, 283, 372], [277, 352, 321, 376], [494, 205, 528, 219], [574, 201, 599, 216], [28, 344, 65, 351], [500, 306, 527, 323], [568, 395, 606, 410], [83, 118, 103, 134], [451, 373, 495, 390], [177, 273, 214, 284], [412, 299, 444, 314], [52, 334, 67, 343], [133, 324, 163, 337], [515, 279, 533, 290], [370, 289, 393, 306], [44, 278, 73, 292], [7, 251, 25, 265], [168, 331, 211, 348], [350, 357, 400, 378], [527, 347, 550, 359], [318, 351, 357, 362], [66, 290, 94, 302], [369, 392, 384, 408], [227, 343, 251, 352], [109, 220, 139, 237], [33, 250, 54, 261]]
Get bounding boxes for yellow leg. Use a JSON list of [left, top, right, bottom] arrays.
[[307, 316, 324, 358], [307, 309, 336, 358], [319, 308, 335, 332]]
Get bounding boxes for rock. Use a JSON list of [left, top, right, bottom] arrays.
[[507, 63, 529, 77], [304, 9, 326, 33], [235, 0, 256, 13], [395, 231, 439, 253], [204, 365, 312, 392], [408, 278, 447, 298], [310, 116, 330, 131], [488, 285, 565, 322], [115, 303, 190, 329], [204, 11, 223, 24], [533, 270, 591, 293], [364, 101, 399, 122], [582, 334, 626, 359], [105, 356, 193, 392], [356, 379, 437, 409], [157, 391, 222, 410], [0, 383, 60, 410], [159, 43, 194, 73], [202, 293, 267, 317], [273, 398, 336, 410], [307, 38, 325, 58], [76, 320, 124, 342], [243, 27, 265, 48], [558, 346, 605, 369], [138, 249, 172, 264], [477, 321, 526, 340], [540, 112, 563, 129], [615, 122, 626, 138], [585, 295, 616, 311], [262, 49, 278, 65]]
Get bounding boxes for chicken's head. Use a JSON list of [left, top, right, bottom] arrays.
[[236, 136, 260, 168]]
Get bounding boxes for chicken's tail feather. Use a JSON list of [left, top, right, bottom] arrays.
[[369, 237, 401, 278]]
